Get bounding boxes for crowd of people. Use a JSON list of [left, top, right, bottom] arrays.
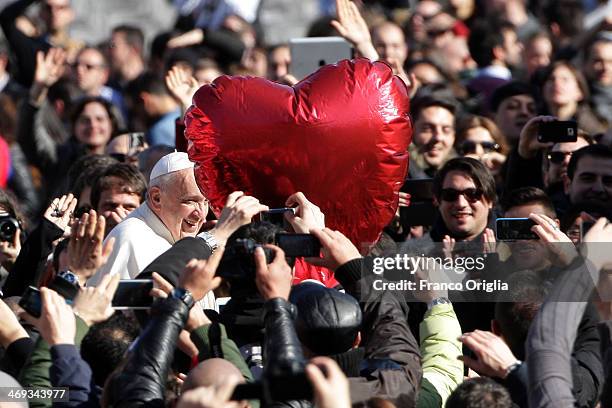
[[0, 0, 612, 407]]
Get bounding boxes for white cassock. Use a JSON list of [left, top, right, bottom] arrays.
[[87, 201, 216, 310]]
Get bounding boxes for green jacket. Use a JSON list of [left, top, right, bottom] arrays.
[[18, 316, 90, 408], [417, 303, 464, 408]]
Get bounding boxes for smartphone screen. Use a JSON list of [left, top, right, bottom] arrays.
[[112, 279, 154, 309], [495, 218, 539, 241], [275, 234, 321, 257]]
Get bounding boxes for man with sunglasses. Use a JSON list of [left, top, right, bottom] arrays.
[[430, 158, 497, 243]]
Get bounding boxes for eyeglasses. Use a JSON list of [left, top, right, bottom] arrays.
[[547, 151, 572, 164], [458, 141, 500, 155], [72, 62, 106, 71], [440, 188, 484, 203]]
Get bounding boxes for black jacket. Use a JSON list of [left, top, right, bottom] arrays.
[[106, 296, 190, 408], [138, 237, 212, 286]]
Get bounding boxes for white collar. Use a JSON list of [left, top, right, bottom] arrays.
[[128, 201, 176, 244]]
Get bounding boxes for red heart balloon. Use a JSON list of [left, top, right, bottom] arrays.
[[185, 58, 411, 245]]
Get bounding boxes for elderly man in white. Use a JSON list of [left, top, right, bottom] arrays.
[[87, 151, 268, 308]]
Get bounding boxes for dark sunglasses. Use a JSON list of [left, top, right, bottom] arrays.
[[440, 188, 484, 203], [547, 151, 572, 164], [458, 140, 500, 155]]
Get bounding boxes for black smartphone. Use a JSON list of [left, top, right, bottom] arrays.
[[400, 178, 436, 227], [275, 233, 321, 257], [537, 120, 578, 143], [260, 208, 294, 229], [495, 218, 539, 241], [112, 279, 154, 309], [400, 178, 434, 200], [19, 286, 42, 318]]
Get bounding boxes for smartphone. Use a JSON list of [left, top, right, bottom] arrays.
[[401, 178, 434, 200], [289, 37, 353, 80], [495, 218, 539, 241], [275, 233, 321, 257], [112, 279, 154, 310], [260, 208, 295, 229], [537, 121, 578, 143], [400, 178, 436, 227], [19, 286, 42, 318]]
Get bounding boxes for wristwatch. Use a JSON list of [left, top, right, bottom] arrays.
[[505, 360, 523, 378], [199, 231, 219, 253], [427, 297, 451, 310], [171, 288, 195, 309], [58, 270, 80, 286]]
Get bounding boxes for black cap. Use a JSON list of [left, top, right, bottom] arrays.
[[490, 81, 536, 113], [290, 281, 362, 356]]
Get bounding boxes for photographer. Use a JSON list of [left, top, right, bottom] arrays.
[[0, 189, 23, 292]]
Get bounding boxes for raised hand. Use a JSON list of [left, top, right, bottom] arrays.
[[0, 299, 28, 348], [34, 48, 66, 87], [165, 65, 200, 113], [308, 228, 361, 271], [211, 192, 269, 246], [72, 273, 120, 326], [331, 0, 379, 61], [151, 272, 212, 332], [32, 288, 76, 346], [285, 192, 325, 234], [177, 249, 224, 301], [518, 116, 555, 159], [67, 210, 115, 281], [482, 228, 496, 254], [44, 194, 78, 233], [254, 245, 293, 301], [582, 217, 612, 272], [306, 357, 351, 408], [460, 330, 519, 379], [529, 213, 577, 267]]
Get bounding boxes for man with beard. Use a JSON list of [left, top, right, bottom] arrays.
[[565, 144, 612, 212]]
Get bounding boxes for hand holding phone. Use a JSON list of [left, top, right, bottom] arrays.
[[284, 192, 325, 234], [74, 273, 121, 326]]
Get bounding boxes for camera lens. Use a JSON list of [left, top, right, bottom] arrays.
[[0, 219, 16, 241]]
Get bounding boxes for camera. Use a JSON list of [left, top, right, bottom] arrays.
[[217, 238, 275, 280], [0, 215, 19, 242]]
